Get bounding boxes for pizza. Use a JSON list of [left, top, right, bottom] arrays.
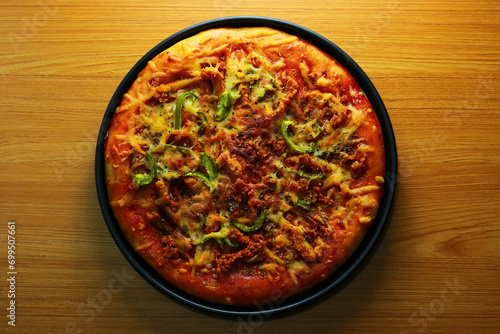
[[104, 27, 385, 306]]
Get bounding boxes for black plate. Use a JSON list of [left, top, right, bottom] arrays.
[[95, 16, 397, 316]]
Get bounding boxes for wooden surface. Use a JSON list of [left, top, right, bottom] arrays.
[[1, 0, 499, 333]]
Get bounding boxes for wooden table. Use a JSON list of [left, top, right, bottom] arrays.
[[1, 0, 499, 333]]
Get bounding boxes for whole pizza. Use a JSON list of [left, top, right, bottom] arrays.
[[104, 27, 385, 306]]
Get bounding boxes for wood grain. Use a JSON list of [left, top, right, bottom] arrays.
[[1, 0, 499, 333]]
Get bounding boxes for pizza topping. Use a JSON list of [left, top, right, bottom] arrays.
[[105, 27, 385, 306], [173, 91, 198, 129], [133, 149, 157, 186], [193, 227, 232, 245], [200, 152, 218, 179], [281, 120, 316, 154], [215, 91, 233, 121], [296, 198, 312, 211], [230, 211, 266, 233], [184, 171, 214, 191], [164, 144, 192, 153], [183, 151, 219, 191]]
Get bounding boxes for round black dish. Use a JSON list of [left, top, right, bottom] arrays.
[[95, 16, 397, 316]]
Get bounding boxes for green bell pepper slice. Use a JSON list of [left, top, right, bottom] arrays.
[[281, 120, 316, 154], [173, 91, 197, 129], [230, 211, 266, 233], [134, 149, 157, 186]]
